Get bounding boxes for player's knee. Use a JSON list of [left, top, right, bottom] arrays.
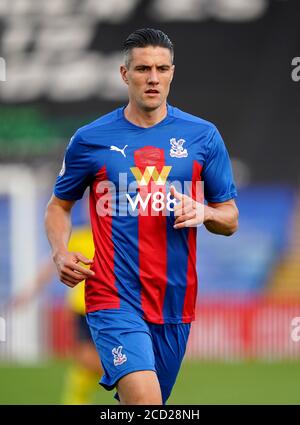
[[120, 389, 162, 405], [117, 370, 163, 405]]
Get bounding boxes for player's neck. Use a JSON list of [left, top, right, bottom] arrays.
[[124, 102, 168, 128]]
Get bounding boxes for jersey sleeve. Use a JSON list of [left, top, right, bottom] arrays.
[[202, 127, 237, 203], [54, 131, 93, 201]]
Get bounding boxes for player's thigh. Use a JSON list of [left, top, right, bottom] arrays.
[[117, 370, 162, 405], [150, 322, 191, 403], [86, 309, 158, 394]]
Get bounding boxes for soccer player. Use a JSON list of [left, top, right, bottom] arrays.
[[45, 28, 239, 405]]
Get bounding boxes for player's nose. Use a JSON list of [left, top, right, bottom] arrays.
[[147, 68, 159, 84]]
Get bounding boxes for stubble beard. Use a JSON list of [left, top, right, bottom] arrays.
[[138, 95, 164, 113]]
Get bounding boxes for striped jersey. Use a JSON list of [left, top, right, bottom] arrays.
[[54, 104, 237, 324]]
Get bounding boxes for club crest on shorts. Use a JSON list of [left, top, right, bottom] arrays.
[[112, 345, 127, 366], [170, 138, 188, 158]]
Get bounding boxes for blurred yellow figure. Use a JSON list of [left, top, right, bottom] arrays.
[[11, 225, 102, 404], [61, 226, 102, 405]]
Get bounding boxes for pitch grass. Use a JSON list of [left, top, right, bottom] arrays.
[[0, 359, 299, 405]]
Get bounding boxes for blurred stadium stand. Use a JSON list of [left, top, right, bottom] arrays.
[[267, 196, 300, 298], [1, 0, 300, 362]]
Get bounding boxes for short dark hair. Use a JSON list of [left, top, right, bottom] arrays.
[[123, 28, 174, 68]]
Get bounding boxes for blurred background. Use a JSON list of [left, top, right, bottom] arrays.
[[1, 0, 300, 405]]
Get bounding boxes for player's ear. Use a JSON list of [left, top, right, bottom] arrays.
[[170, 64, 175, 83], [120, 65, 129, 85]]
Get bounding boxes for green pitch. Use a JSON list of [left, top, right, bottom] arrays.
[[0, 359, 300, 404]]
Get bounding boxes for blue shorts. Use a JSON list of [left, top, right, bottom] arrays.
[[86, 309, 191, 404]]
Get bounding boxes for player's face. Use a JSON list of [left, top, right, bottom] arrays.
[[120, 46, 174, 111]]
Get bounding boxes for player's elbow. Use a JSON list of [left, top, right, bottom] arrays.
[[225, 208, 239, 236], [224, 222, 238, 236]]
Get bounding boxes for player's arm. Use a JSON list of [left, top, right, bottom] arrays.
[[203, 199, 238, 236], [171, 187, 238, 236], [45, 195, 95, 288], [177, 126, 238, 236]]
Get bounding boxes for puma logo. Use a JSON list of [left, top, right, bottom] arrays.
[[110, 144, 128, 158]]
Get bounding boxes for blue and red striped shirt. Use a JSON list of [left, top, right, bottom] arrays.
[[54, 105, 237, 324]]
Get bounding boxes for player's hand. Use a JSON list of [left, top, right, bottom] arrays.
[[170, 186, 205, 229], [53, 251, 95, 288]]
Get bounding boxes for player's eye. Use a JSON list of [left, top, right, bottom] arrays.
[[136, 66, 148, 72]]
